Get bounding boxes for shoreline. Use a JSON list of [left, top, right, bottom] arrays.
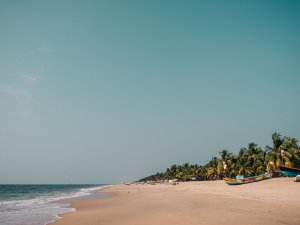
[[0, 184, 109, 225], [45, 185, 112, 225], [50, 178, 300, 225]]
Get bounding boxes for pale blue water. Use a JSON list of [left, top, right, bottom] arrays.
[[0, 184, 109, 225]]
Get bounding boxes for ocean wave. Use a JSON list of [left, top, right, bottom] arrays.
[[0, 185, 110, 225]]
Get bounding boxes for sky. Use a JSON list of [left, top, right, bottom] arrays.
[[0, 0, 300, 184]]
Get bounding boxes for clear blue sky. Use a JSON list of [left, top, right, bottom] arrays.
[[0, 0, 299, 184]]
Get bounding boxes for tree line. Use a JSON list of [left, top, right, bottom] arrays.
[[139, 132, 300, 182]]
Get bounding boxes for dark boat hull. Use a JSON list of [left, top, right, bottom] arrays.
[[279, 166, 300, 177]]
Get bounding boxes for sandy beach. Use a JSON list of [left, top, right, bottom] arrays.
[[51, 178, 300, 225]]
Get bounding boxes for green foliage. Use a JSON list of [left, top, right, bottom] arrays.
[[138, 132, 300, 182]]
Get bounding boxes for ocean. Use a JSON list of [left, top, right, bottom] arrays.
[[0, 184, 109, 225]]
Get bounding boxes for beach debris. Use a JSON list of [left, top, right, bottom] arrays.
[[294, 175, 300, 182], [169, 179, 179, 185]]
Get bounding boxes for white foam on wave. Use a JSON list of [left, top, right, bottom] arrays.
[[0, 185, 111, 225]]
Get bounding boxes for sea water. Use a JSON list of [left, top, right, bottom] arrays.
[[0, 184, 109, 225]]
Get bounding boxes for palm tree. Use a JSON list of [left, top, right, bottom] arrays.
[[266, 133, 299, 174], [246, 143, 266, 175], [175, 165, 184, 180], [182, 163, 191, 181], [190, 164, 204, 180], [235, 155, 252, 177], [282, 137, 300, 166], [169, 164, 178, 179], [206, 157, 222, 180], [218, 149, 233, 178], [165, 168, 171, 180]]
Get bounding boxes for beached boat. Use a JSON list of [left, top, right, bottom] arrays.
[[278, 165, 300, 177], [224, 173, 271, 185]]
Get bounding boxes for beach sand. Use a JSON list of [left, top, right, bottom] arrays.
[[51, 178, 300, 225]]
